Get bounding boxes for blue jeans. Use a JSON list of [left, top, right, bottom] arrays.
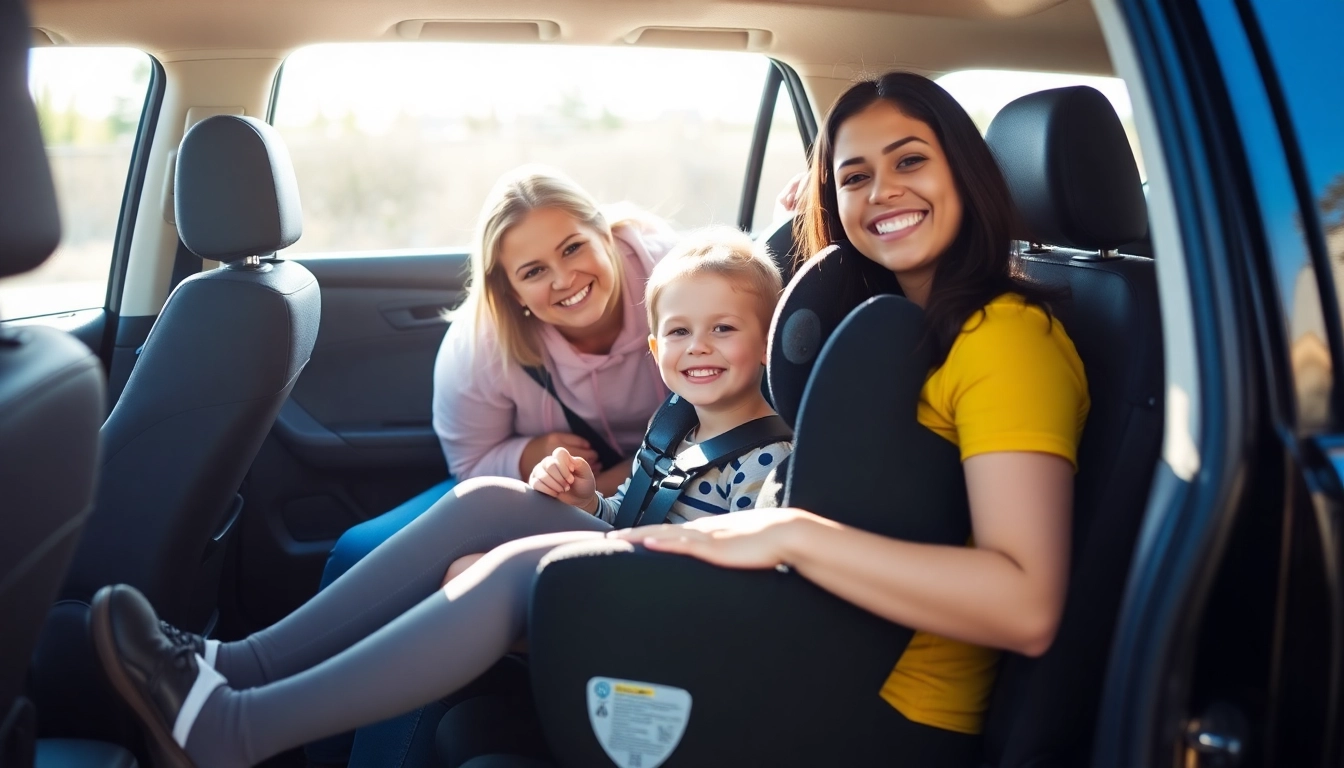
[[305, 477, 459, 767]]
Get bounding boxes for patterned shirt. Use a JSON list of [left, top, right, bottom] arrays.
[[595, 435, 792, 525]]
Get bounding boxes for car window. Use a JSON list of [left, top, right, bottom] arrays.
[[270, 43, 807, 256], [0, 48, 151, 321], [750, 89, 806, 235], [937, 69, 1145, 180]]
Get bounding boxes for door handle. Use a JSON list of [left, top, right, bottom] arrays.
[[380, 304, 451, 330]]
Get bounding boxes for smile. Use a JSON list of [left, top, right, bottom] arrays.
[[682, 367, 725, 381], [556, 283, 592, 308], [870, 211, 926, 235]]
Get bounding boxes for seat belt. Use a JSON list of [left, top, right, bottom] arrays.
[[613, 395, 793, 529], [523, 365, 625, 470]]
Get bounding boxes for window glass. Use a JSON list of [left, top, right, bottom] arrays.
[[271, 44, 807, 255], [751, 89, 806, 235], [0, 48, 151, 320], [936, 69, 1145, 180]]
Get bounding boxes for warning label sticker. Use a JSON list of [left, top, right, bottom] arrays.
[[587, 676, 692, 768]]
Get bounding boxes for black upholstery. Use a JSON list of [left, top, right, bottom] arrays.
[[32, 111, 321, 740], [529, 287, 975, 767], [986, 86, 1148, 251], [979, 87, 1163, 767], [175, 116, 303, 262], [0, 1, 116, 764], [0, 0, 58, 280], [56, 116, 321, 630]]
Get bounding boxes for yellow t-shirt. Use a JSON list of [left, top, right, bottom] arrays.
[[879, 293, 1090, 735]]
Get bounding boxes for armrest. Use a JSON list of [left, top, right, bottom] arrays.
[[528, 541, 911, 767]]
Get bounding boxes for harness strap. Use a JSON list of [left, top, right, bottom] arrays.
[[617, 414, 794, 529], [522, 365, 624, 470]]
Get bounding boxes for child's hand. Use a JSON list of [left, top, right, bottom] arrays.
[[529, 447, 599, 512]]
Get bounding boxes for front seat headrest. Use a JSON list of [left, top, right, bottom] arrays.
[[985, 86, 1147, 251], [0, 3, 61, 279], [176, 114, 303, 262]]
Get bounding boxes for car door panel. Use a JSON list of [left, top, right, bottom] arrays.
[[224, 251, 466, 630]]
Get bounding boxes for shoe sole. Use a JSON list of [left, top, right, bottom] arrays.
[[91, 589, 199, 768]]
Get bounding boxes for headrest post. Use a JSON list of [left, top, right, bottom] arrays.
[[242, 255, 262, 268]]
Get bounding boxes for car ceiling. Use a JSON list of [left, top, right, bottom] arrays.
[[27, 0, 1110, 78]]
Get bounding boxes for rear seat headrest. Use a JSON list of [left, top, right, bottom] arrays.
[[176, 115, 303, 262], [985, 86, 1147, 251], [0, 0, 61, 279]]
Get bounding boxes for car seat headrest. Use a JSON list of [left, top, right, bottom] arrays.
[[176, 115, 303, 263], [985, 86, 1147, 252], [0, 1, 61, 280], [767, 242, 901, 426]]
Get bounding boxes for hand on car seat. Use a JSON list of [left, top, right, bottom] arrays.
[[529, 447, 600, 514], [610, 507, 809, 569]]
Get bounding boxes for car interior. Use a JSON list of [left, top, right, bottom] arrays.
[[1, 0, 1194, 765]]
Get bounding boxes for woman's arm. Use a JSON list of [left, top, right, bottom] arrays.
[[431, 327, 530, 480], [616, 450, 1072, 657]]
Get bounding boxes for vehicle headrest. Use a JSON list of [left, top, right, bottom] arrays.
[[985, 86, 1147, 251], [767, 242, 900, 426], [176, 115, 302, 262], [0, 0, 61, 279]]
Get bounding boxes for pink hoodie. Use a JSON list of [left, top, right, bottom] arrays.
[[431, 222, 674, 480]]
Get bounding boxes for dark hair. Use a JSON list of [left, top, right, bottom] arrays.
[[795, 71, 1055, 368]]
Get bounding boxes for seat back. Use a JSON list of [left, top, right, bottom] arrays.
[[0, 0, 106, 760], [61, 115, 322, 630], [980, 86, 1163, 767]]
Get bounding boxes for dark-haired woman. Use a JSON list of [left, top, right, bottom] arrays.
[[88, 73, 1087, 768]]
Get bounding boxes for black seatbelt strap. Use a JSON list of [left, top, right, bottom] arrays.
[[523, 365, 624, 470], [614, 409, 793, 529], [168, 237, 199, 294], [613, 395, 699, 529]]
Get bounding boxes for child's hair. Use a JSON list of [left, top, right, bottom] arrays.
[[456, 165, 625, 369], [645, 227, 783, 331]]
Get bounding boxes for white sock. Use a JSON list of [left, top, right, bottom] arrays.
[[203, 639, 219, 668], [171, 654, 226, 749]]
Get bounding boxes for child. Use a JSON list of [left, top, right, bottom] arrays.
[[442, 225, 790, 581], [91, 227, 791, 768]]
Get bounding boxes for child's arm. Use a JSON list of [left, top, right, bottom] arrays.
[[529, 447, 601, 514]]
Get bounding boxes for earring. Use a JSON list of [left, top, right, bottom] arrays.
[[522, 307, 531, 317]]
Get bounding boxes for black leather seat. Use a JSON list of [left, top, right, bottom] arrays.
[[0, 1, 130, 765], [980, 85, 1163, 768], [63, 114, 323, 630], [30, 114, 322, 741]]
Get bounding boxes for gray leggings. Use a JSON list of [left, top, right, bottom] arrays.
[[191, 477, 613, 768]]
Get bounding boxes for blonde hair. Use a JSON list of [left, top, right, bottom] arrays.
[[457, 166, 626, 368], [645, 227, 783, 332]]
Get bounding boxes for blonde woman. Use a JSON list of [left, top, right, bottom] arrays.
[[310, 166, 676, 765]]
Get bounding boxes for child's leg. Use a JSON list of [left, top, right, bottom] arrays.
[[216, 477, 608, 688], [188, 530, 611, 767], [444, 553, 487, 587]]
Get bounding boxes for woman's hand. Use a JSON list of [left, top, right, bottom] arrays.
[[529, 447, 600, 513], [773, 170, 808, 223], [520, 432, 599, 480], [608, 508, 807, 569]]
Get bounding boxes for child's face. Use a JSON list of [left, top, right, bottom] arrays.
[[649, 273, 769, 414]]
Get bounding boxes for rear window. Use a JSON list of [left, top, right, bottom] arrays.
[[270, 44, 805, 256]]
